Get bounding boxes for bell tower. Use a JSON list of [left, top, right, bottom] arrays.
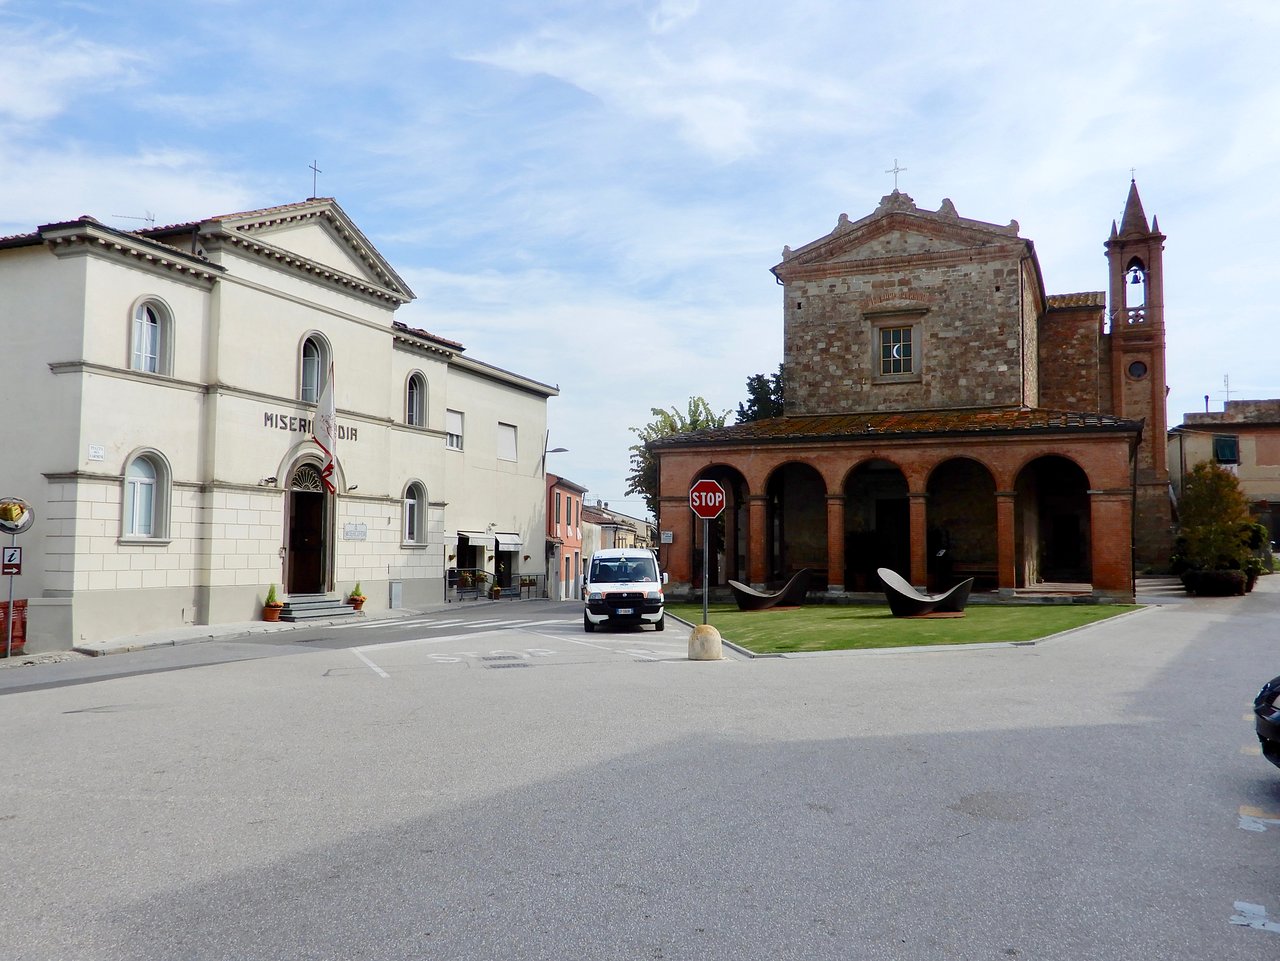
[[1105, 179, 1172, 568]]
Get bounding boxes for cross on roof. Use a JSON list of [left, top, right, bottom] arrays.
[[309, 160, 322, 199], [885, 158, 907, 190]]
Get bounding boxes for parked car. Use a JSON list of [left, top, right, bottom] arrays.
[[583, 548, 666, 632], [1254, 674, 1280, 768]]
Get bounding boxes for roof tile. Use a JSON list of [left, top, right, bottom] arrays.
[[650, 407, 1141, 448]]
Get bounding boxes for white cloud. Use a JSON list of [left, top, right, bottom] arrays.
[[0, 25, 139, 124]]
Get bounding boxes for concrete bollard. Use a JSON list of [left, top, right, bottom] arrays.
[[688, 623, 723, 661]]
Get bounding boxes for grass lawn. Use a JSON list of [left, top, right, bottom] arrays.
[[666, 602, 1139, 654]]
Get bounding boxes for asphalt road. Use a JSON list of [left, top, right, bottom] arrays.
[[2, 589, 1279, 960]]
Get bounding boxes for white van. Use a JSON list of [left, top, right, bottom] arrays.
[[583, 548, 667, 632]]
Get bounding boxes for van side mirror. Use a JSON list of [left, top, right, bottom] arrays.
[[662, 572, 669, 585]]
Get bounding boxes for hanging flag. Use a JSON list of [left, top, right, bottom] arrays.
[[313, 360, 337, 494]]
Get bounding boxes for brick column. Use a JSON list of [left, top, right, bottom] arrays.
[[658, 496, 692, 589], [826, 494, 845, 593], [1089, 489, 1135, 600], [909, 492, 929, 587], [748, 494, 768, 588], [996, 491, 1017, 592]]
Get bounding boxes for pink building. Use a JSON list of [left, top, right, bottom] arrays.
[[546, 474, 588, 599]]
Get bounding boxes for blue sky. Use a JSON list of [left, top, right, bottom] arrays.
[[2, 0, 1276, 516]]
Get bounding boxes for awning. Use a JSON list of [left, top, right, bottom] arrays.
[[455, 530, 489, 542], [495, 533, 522, 551]]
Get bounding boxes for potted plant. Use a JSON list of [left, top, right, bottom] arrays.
[[347, 582, 367, 611], [263, 584, 284, 622]]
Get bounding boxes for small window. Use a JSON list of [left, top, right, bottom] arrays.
[[880, 326, 914, 375], [555, 491, 562, 525], [123, 451, 170, 539], [406, 373, 426, 426], [300, 335, 330, 403], [498, 423, 517, 462], [1127, 360, 1148, 379], [403, 481, 425, 544], [131, 301, 171, 374], [1213, 435, 1240, 465], [445, 409, 464, 450]]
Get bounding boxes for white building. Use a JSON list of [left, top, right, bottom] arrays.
[[0, 199, 556, 650]]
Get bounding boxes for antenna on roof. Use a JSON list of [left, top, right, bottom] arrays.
[[111, 211, 156, 228]]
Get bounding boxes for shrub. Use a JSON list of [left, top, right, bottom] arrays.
[[1174, 462, 1252, 578], [1185, 569, 1246, 596]]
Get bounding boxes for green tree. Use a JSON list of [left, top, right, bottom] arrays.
[[1176, 461, 1252, 571], [735, 364, 785, 423], [626, 397, 730, 517]]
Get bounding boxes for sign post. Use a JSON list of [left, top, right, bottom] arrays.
[[689, 479, 727, 624], [0, 497, 34, 659]]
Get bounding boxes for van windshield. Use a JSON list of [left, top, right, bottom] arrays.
[[589, 555, 658, 583]]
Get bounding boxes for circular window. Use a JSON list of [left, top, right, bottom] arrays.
[[1127, 360, 1148, 379]]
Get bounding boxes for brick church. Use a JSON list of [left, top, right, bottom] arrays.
[[651, 181, 1170, 602]]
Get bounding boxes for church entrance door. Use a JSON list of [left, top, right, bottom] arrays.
[[286, 464, 328, 595]]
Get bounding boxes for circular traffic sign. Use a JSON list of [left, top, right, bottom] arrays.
[[0, 496, 33, 536], [689, 478, 727, 520]]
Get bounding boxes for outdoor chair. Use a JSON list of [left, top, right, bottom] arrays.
[[727, 569, 811, 612], [876, 567, 973, 618]]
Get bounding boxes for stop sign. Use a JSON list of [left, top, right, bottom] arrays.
[[689, 478, 727, 519]]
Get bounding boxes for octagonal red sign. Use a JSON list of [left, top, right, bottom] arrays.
[[689, 478, 727, 519]]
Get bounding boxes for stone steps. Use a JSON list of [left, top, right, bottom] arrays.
[[280, 594, 360, 622]]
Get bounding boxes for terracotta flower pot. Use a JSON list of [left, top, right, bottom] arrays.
[[263, 605, 283, 622], [349, 596, 366, 611]]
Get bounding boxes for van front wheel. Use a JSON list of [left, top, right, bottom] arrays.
[[654, 614, 664, 632], [584, 613, 596, 633]]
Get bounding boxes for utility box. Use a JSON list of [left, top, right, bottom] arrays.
[[388, 580, 403, 609]]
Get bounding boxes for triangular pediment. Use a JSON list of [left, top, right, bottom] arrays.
[[212, 199, 414, 301], [774, 191, 1026, 274]]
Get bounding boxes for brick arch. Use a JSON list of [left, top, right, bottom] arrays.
[[925, 457, 999, 592], [1010, 450, 1095, 491], [689, 465, 751, 588], [765, 461, 829, 584], [840, 458, 912, 590], [1014, 454, 1093, 585], [838, 452, 914, 493]]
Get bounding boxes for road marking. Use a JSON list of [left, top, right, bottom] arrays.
[[1241, 744, 1262, 756], [1230, 901, 1280, 934], [351, 648, 390, 678], [1239, 805, 1280, 832], [344, 617, 465, 631]]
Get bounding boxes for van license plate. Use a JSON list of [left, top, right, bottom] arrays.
[[615, 607, 633, 615]]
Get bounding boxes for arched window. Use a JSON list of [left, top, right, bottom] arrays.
[[406, 372, 426, 426], [123, 451, 171, 539], [403, 481, 426, 544], [300, 335, 331, 403], [131, 301, 171, 374]]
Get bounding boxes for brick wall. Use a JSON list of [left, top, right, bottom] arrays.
[[783, 248, 1031, 415], [1039, 306, 1103, 410]]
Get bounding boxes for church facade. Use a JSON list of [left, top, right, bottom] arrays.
[[0, 199, 556, 649], [652, 182, 1171, 602]]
